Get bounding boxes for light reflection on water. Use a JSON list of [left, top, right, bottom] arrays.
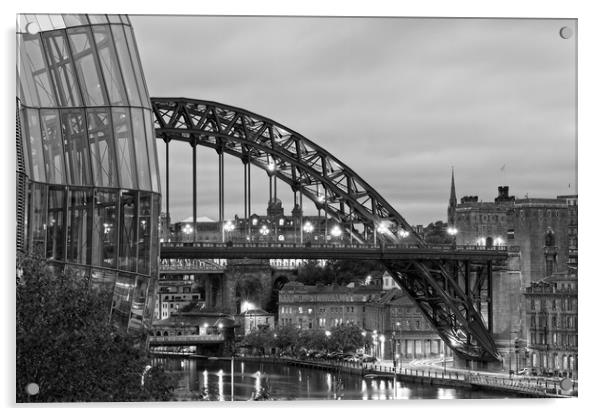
[[153, 357, 520, 401]]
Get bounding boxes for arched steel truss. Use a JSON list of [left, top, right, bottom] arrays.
[[151, 97, 501, 362], [151, 97, 421, 245]]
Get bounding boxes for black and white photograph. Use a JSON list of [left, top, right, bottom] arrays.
[[11, 3, 585, 407]]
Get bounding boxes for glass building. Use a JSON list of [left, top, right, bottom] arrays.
[[16, 14, 161, 332]]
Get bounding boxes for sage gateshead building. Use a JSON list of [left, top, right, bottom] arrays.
[[16, 14, 161, 332]]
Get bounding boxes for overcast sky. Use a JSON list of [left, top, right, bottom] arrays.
[[131, 16, 576, 225]]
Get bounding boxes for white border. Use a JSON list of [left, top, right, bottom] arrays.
[[2, 1, 599, 416]]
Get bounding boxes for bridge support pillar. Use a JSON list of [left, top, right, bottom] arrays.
[[223, 259, 274, 314]]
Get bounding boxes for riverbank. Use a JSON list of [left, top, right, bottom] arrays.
[[151, 351, 573, 398]]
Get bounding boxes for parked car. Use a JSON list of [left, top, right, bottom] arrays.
[[517, 368, 530, 376], [362, 356, 378, 363]]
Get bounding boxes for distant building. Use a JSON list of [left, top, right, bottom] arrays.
[[163, 198, 346, 244], [238, 308, 275, 336], [278, 282, 446, 360], [524, 272, 578, 378], [154, 273, 206, 320], [381, 271, 400, 290], [449, 182, 576, 284], [151, 312, 237, 356], [278, 281, 381, 330], [364, 289, 448, 360]]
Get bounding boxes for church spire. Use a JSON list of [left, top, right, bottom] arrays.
[[448, 167, 457, 225], [449, 167, 457, 206]]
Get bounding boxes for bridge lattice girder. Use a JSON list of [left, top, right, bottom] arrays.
[[151, 97, 501, 362], [151, 97, 421, 245]]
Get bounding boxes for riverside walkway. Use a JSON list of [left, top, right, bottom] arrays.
[[153, 352, 576, 398]]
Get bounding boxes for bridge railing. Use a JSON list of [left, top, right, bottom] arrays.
[[160, 241, 507, 252], [149, 335, 224, 343]]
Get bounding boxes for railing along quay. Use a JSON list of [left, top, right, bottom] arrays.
[[234, 356, 575, 397]]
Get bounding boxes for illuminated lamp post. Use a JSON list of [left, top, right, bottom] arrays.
[[303, 221, 314, 244], [259, 224, 270, 241], [447, 226, 458, 249], [223, 220, 235, 242], [183, 223, 193, 242], [330, 224, 342, 244]]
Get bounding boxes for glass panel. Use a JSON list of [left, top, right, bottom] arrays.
[[143, 110, 161, 193], [43, 31, 82, 107], [62, 14, 89, 27], [68, 27, 107, 106], [35, 15, 54, 32], [107, 15, 122, 24], [131, 108, 151, 191], [119, 190, 138, 272], [87, 15, 108, 25], [110, 25, 142, 106], [124, 27, 150, 107], [137, 193, 152, 275], [87, 109, 119, 187], [40, 109, 66, 184], [129, 276, 149, 331], [28, 182, 47, 253], [66, 188, 92, 265], [22, 108, 46, 182], [46, 187, 65, 260], [111, 273, 135, 329], [61, 109, 93, 186], [48, 15, 65, 30], [91, 190, 118, 268], [112, 108, 138, 189], [90, 269, 117, 299], [93, 26, 127, 105], [18, 35, 56, 107], [120, 15, 130, 25]]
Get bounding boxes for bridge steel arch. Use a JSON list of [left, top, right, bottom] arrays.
[[151, 97, 502, 363]]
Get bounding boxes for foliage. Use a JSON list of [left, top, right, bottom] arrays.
[[272, 324, 300, 353], [329, 324, 364, 352], [241, 327, 273, 355], [423, 221, 453, 245], [297, 328, 329, 351], [16, 254, 177, 402], [296, 259, 384, 286]]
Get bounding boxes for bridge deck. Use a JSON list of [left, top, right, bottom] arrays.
[[160, 242, 507, 261]]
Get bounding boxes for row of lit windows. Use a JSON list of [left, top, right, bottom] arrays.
[[530, 332, 578, 347], [530, 314, 577, 329], [530, 297, 576, 312]]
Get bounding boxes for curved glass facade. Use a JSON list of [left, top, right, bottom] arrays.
[[17, 14, 161, 332]]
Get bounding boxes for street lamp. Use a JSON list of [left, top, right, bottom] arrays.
[[303, 221, 314, 243], [259, 224, 270, 239], [223, 220, 235, 241], [398, 229, 410, 239], [183, 223, 193, 241], [447, 226, 458, 249], [330, 224, 342, 241]]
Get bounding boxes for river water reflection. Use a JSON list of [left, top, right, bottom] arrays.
[[153, 357, 520, 401]]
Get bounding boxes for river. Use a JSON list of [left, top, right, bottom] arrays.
[[152, 356, 521, 400]]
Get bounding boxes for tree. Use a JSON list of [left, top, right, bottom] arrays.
[[329, 325, 364, 352], [272, 325, 300, 354], [423, 221, 453, 245], [241, 328, 273, 356], [16, 254, 177, 402], [298, 328, 328, 351]]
